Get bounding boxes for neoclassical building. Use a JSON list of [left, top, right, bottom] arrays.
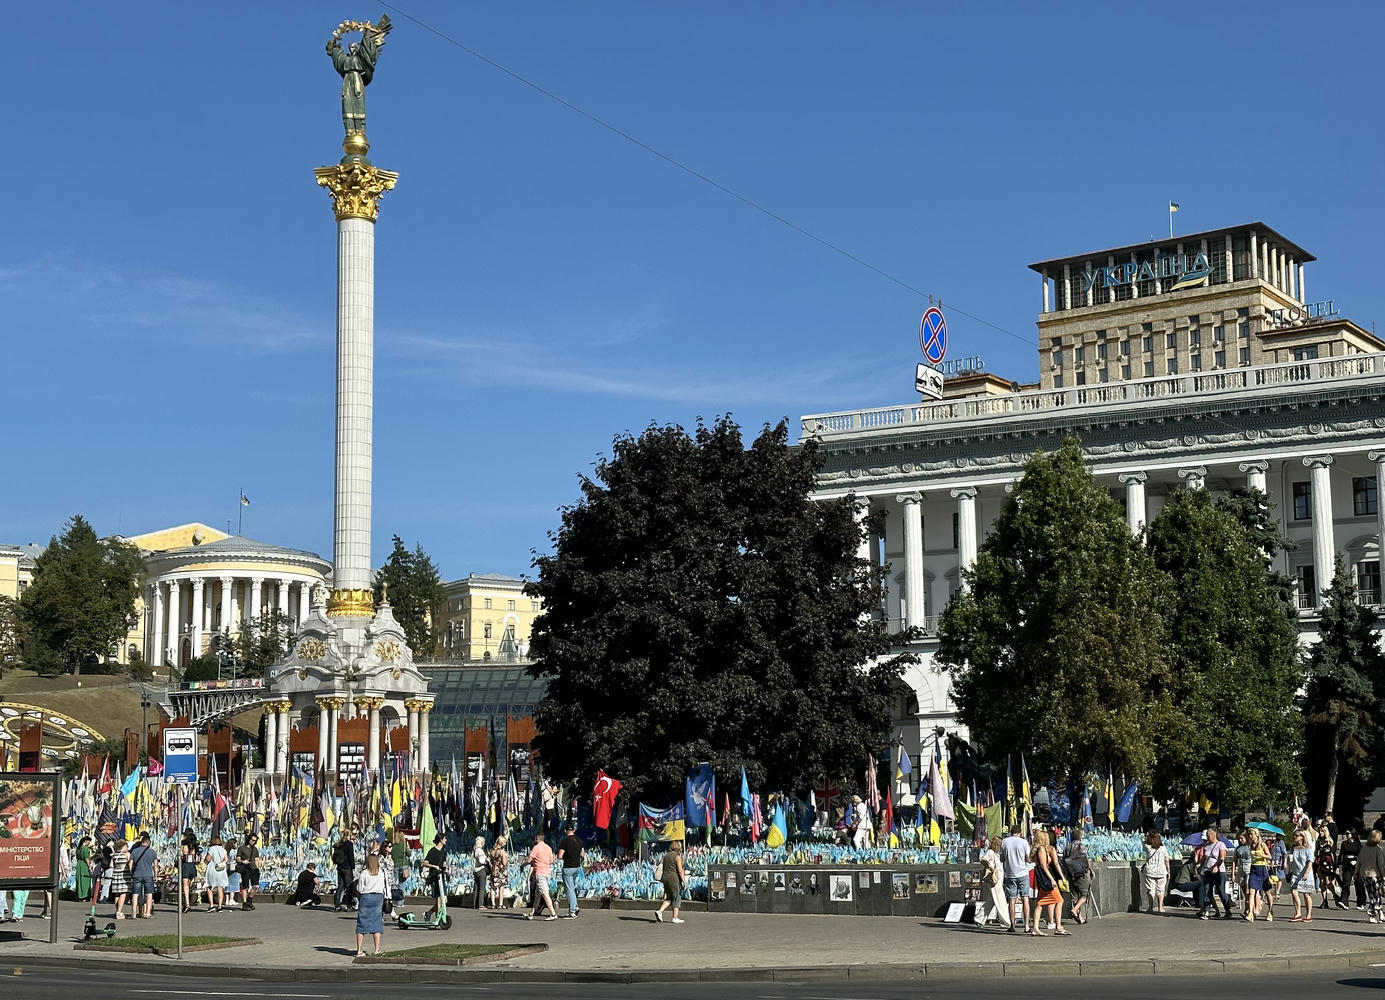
[[802, 222, 1385, 766], [123, 523, 331, 672]]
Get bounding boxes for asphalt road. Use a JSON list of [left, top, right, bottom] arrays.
[[4, 965, 1384, 999]]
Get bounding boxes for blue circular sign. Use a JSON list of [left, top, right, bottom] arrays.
[[919, 307, 948, 365]]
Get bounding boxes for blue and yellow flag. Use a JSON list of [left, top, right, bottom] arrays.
[[638, 802, 686, 843], [766, 799, 787, 848]]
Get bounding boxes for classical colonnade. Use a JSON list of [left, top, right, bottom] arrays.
[[148, 575, 317, 667], [259, 696, 434, 778]]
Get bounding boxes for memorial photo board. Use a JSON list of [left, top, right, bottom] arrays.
[[0, 772, 60, 887]]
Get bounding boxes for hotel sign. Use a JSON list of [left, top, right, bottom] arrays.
[[1079, 251, 1212, 293], [1268, 299, 1339, 328]]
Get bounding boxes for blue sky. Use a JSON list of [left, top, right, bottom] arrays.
[[6, 2, 1382, 580]]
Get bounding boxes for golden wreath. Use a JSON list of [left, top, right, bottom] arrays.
[[330, 16, 391, 43]]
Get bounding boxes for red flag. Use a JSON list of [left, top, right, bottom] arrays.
[[146, 757, 164, 776], [97, 755, 112, 795], [883, 785, 895, 837], [750, 793, 763, 843], [722, 791, 731, 827], [593, 770, 621, 829]]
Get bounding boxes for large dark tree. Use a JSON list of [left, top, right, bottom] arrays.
[[526, 416, 912, 803], [373, 536, 444, 660], [1146, 488, 1303, 807], [937, 438, 1171, 782], [20, 515, 144, 674], [1301, 556, 1385, 821]]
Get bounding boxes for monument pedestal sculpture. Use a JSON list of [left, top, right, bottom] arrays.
[[263, 15, 433, 784]]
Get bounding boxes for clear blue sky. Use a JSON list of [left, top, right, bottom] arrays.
[[6, 2, 1382, 580]]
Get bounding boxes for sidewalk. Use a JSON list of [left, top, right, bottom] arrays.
[[3, 895, 1385, 983]]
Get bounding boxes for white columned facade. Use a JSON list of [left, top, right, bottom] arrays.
[[167, 580, 182, 666], [896, 492, 925, 630], [952, 487, 978, 591], [191, 578, 205, 659], [1305, 455, 1336, 605], [1240, 460, 1269, 494], [150, 584, 165, 668], [1370, 451, 1385, 565], [1177, 466, 1207, 490], [1118, 472, 1147, 534], [249, 577, 263, 622]]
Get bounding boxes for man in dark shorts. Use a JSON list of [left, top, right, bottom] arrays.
[[557, 823, 584, 917], [237, 833, 261, 911], [423, 833, 447, 918], [288, 862, 322, 908], [130, 832, 158, 919]]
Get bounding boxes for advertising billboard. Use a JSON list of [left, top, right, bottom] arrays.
[[0, 772, 60, 886]]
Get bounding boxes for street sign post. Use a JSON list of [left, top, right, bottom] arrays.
[[919, 307, 948, 366], [163, 728, 198, 784], [915, 363, 944, 400]]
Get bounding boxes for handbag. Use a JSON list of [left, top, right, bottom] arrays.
[[1034, 867, 1054, 893]]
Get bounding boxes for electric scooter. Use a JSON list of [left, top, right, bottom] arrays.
[[397, 869, 453, 930]]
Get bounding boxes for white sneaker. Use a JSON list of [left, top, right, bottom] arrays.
[[654, 911, 663, 922], [671, 917, 684, 924]]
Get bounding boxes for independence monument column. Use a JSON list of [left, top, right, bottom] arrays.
[[313, 15, 398, 620]]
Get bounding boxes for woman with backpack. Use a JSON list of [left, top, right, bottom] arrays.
[[1064, 827, 1093, 924]]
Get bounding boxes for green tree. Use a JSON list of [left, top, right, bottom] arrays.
[[234, 611, 295, 677], [1301, 555, 1385, 817], [19, 515, 144, 674], [1146, 488, 1303, 806], [373, 536, 444, 660], [526, 417, 912, 802], [937, 437, 1170, 782]]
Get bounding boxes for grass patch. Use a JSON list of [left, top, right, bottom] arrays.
[[84, 934, 248, 948], [385, 943, 527, 960]]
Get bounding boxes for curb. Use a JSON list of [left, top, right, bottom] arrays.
[[11, 949, 1385, 983]]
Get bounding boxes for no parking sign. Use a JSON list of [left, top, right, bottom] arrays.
[[919, 306, 948, 365]]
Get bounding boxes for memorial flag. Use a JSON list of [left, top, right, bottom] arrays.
[[766, 798, 787, 848], [593, 770, 621, 829], [637, 801, 685, 843], [685, 763, 715, 828], [1117, 781, 1139, 825], [928, 753, 953, 820], [896, 745, 913, 790]]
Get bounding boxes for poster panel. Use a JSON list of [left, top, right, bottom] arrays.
[[0, 772, 60, 885]]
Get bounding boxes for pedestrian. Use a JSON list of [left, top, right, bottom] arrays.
[[237, 833, 260, 911], [91, 841, 110, 907], [1198, 828, 1231, 920], [1269, 832, 1289, 910], [471, 836, 490, 909], [1339, 829, 1361, 909], [1315, 823, 1339, 910], [108, 838, 132, 919], [523, 831, 558, 920], [1029, 829, 1069, 936], [849, 795, 872, 850], [390, 828, 409, 887], [1063, 827, 1093, 925], [653, 841, 686, 924], [203, 835, 229, 912], [557, 822, 584, 917], [224, 838, 241, 905], [1244, 828, 1270, 921], [1142, 831, 1169, 915], [354, 854, 387, 957], [1000, 823, 1033, 932], [332, 830, 357, 911], [1288, 829, 1317, 922], [488, 835, 509, 908], [180, 829, 200, 913], [1356, 829, 1385, 923], [976, 835, 1010, 929], [75, 836, 94, 901], [288, 861, 323, 907], [422, 833, 448, 920], [130, 832, 158, 919]]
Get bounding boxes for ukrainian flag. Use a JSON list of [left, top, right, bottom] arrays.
[[766, 800, 787, 849]]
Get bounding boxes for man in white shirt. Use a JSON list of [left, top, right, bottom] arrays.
[[850, 795, 872, 850], [1001, 824, 1033, 932]]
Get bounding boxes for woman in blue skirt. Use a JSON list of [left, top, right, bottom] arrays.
[[355, 853, 387, 956]]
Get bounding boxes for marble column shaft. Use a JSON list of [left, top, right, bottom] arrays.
[[335, 216, 376, 594], [1305, 456, 1336, 605], [897, 493, 925, 630]]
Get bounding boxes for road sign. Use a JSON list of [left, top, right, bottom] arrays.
[[163, 727, 198, 783], [919, 306, 948, 365], [915, 363, 944, 400]]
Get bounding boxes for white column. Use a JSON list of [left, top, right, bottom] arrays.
[[951, 487, 978, 591], [249, 577, 263, 623], [1298, 263, 1306, 303], [896, 492, 925, 630], [1304, 456, 1336, 606], [329, 702, 341, 773], [1240, 460, 1269, 495], [406, 705, 420, 772], [1370, 451, 1385, 574], [167, 580, 182, 667], [263, 707, 278, 782], [367, 702, 381, 773], [1177, 466, 1208, 490], [296, 581, 310, 623], [419, 707, 431, 774], [275, 704, 291, 777], [1118, 472, 1147, 534], [1040, 270, 1050, 313], [150, 584, 165, 668], [224, 578, 239, 633], [191, 578, 205, 659], [316, 702, 329, 773], [335, 215, 377, 598]]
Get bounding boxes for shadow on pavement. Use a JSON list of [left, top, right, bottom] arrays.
[[313, 945, 359, 957], [1335, 979, 1385, 990]]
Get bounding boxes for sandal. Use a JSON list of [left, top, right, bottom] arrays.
[[1055, 929, 1072, 936], [355, 950, 366, 957]]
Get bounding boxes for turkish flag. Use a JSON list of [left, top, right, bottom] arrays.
[[592, 770, 622, 829]]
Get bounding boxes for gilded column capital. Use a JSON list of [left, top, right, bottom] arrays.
[[314, 160, 399, 222], [403, 698, 427, 713], [326, 587, 374, 618], [317, 696, 345, 711], [416, 701, 433, 715], [356, 696, 384, 712], [274, 700, 294, 714]]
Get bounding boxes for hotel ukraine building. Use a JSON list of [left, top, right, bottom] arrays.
[[801, 222, 1385, 763]]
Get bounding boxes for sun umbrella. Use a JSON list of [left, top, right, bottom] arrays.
[[1181, 832, 1233, 846], [1246, 821, 1284, 836]]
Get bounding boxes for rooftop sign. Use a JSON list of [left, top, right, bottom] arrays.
[[1079, 251, 1212, 294]]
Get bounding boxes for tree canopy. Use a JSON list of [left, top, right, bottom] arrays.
[[373, 536, 444, 660], [937, 438, 1170, 782], [20, 515, 144, 674], [1146, 488, 1304, 807], [526, 416, 912, 803]]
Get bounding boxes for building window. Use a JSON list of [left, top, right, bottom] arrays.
[[507, 599, 516, 611], [1141, 322, 1153, 333], [1292, 345, 1319, 361], [1191, 354, 1203, 372], [1075, 345, 1085, 363], [483, 598, 492, 609], [1167, 356, 1179, 375], [1097, 342, 1108, 360], [1355, 476, 1378, 516], [1095, 329, 1107, 341], [1238, 321, 1251, 339], [1121, 364, 1132, 379], [1239, 347, 1251, 365], [1099, 368, 1109, 383], [1142, 335, 1154, 353], [1119, 339, 1130, 356], [1188, 314, 1200, 326], [1237, 307, 1249, 317], [1050, 337, 1061, 350], [1190, 329, 1202, 347], [1297, 564, 1317, 609], [1076, 370, 1087, 386], [952, 513, 959, 550], [1215, 350, 1226, 368], [483, 621, 492, 639], [1358, 561, 1381, 605], [1143, 361, 1154, 377], [1293, 481, 1312, 520], [1214, 324, 1225, 342], [1053, 372, 1064, 388], [1166, 332, 1177, 350]]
